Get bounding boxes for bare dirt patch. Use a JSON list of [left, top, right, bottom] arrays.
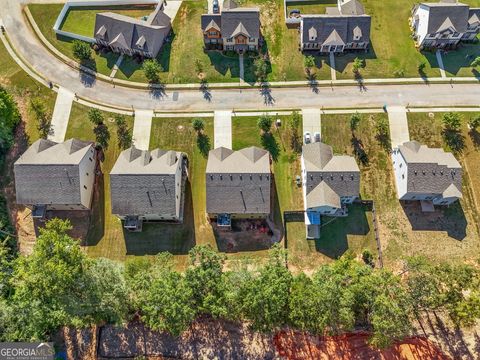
[[274, 330, 451, 360]]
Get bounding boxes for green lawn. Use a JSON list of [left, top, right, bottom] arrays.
[[28, 4, 120, 77], [335, 0, 480, 79], [442, 40, 480, 77], [408, 112, 480, 234], [27, 0, 480, 83], [232, 115, 376, 271], [322, 113, 480, 270], [60, 5, 154, 37], [286, 0, 337, 16]]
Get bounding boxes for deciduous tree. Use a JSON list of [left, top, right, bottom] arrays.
[[142, 59, 163, 83], [72, 40, 91, 61]]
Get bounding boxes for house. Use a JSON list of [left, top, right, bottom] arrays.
[[206, 147, 271, 226], [392, 141, 462, 209], [301, 142, 360, 239], [94, 1, 171, 58], [299, 0, 371, 53], [110, 146, 187, 231], [14, 139, 97, 218], [201, 0, 261, 53], [410, 0, 480, 49]]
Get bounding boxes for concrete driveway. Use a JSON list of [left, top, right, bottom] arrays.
[[302, 108, 321, 144], [387, 106, 410, 149], [133, 109, 154, 150], [163, 0, 183, 20], [48, 87, 74, 143], [214, 110, 232, 149]]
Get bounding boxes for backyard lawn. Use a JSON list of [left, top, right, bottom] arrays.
[[322, 113, 480, 270], [286, 0, 337, 16], [232, 114, 376, 271], [407, 111, 480, 232], [28, 4, 120, 77], [61, 5, 155, 38]]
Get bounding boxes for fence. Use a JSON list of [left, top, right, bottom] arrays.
[[52, 0, 161, 43]]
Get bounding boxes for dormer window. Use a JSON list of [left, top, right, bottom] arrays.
[[136, 36, 146, 49], [308, 26, 317, 41]]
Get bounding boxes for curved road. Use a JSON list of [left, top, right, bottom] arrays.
[[2, 0, 480, 112]]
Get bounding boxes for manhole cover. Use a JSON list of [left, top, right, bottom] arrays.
[[428, 112, 435, 118], [172, 92, 179, 101]]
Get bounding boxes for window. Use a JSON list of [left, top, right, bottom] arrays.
[[209, 31, 217, 36], [249, 37, 255, 42], [84, 185, 87, 190]]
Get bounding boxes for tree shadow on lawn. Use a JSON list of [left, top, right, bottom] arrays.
[[207, 51, 241, 78], [441, 43, 480, 77], [331, 43, 378, 74], [124, 180, 196, 256], [197, 133, 211, 158], [314, 204, 371, 259], [261, 133, 280, 161], [115, 31, 175, 80], [469, 128, 480, 149], [400, 200, 467, 241]]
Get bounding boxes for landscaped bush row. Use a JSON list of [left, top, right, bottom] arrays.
[[0, 219, 478, 348]]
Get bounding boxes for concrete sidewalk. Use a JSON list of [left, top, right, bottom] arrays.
[[48, 87, 74, 142], [214, 110, 232, 149], [302, 108, 321, 143], [387, 106, 410, 149], [329, 53, 336, 81], [436, 50, 447, 79], [132, 109, 154, 150]]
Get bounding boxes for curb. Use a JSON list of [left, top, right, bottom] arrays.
[[23, 5, 480, 92]]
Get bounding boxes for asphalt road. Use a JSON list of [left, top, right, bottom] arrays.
[[2, 0, 480, 112]]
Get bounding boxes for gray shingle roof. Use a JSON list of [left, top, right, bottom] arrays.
[[206, 147, 271, 215], [201, 14, 222, 32], [301, 15, 371, 45], [422, 2, 469, 34], [14, 139, 95, 206], [303, 143, 360, 209], [469, 9, 480, 25], [221, 9, 260, 39], [94, 3, 171, 57], [398, 141, 462, 196], [110, 146, 184, 216]]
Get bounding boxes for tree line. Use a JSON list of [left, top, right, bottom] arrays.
[[0, 219, 479, 348]]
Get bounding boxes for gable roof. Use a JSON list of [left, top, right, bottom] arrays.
[[306, 181, 341, 209], [14, 139, 95, 206], [221, 8, 260, 39], [302, 142, 360, 209], [468, 9, 480, 25], [94, 3, 171, 57], [206, 147, 271, 214], [301, 15, 371, 45], [110, 146, 184, 216], [231, 22, 250, 37], [206, 146, 270, 174], [398, 141, 462, 197], [201, 14, 222, 31], [421, 2, 469, 34]]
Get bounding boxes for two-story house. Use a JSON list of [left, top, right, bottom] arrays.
[[201, 0, 261, 53], [410, 0, 480, 49], [301, 142, 360, 239], [392, 141, 462, 208], [300, 0, 371, 53], [110, 146, 188, 231], [14, 139, 97, 219], [206, 147, 271, 227], [94, 1, 171, 58]]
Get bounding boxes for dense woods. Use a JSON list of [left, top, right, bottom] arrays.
[[0, 218, 478, 348]]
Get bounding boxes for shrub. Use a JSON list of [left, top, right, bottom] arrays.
[[142, 59, 163, 83], [72, 40, 91, 61], [257, 114, 272, 133]]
